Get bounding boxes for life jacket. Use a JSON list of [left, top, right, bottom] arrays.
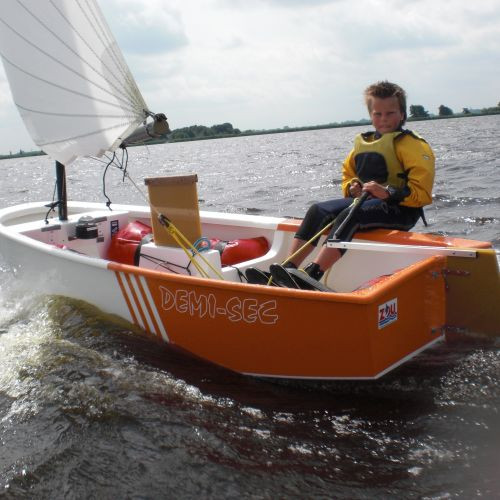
[[353, 130, 430, 225], [353, 130, 415, 189]]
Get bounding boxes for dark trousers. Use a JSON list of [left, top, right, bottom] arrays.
[[295, 197, 422, 245]]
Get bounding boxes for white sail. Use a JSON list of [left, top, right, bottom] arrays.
[[0, 0, 148, 165]]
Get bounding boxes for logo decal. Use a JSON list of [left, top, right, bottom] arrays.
[[110, 219, 120, 236], [378, 298, 398, 329]]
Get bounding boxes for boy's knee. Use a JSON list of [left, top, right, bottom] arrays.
[[305, 203, 321, 218]]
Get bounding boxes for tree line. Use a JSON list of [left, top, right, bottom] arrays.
[[409, 102, 500, 119], [168, 122, 241, 141]]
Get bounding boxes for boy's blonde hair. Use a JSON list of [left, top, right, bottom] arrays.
[[364, 81, 407, 124]]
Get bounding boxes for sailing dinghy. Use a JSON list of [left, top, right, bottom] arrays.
[[0, 1, 498, 380]]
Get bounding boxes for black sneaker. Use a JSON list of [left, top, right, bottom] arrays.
[[269, 264, 301, 289], [245, 267, 273, 286], [303, 262, 324, 281], [287, 268, 333, 292]]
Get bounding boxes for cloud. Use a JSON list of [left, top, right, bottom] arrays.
[[101, 0, 188, 54]]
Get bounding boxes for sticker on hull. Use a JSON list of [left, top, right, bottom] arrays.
[[378, 298, 398, 329]]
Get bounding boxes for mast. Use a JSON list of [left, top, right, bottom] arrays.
[[55, 161, 68, 221]]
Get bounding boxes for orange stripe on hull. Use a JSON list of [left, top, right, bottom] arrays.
[[114, 271, 140, 327], [114, 270, 170, 341], [136, 275, 169, 342], [134, 274, 162, 336], [124, 273, 150, 331]]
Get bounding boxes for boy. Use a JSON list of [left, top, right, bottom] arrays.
[[248, 80, 435, 289]]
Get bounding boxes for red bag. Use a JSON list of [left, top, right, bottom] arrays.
[[210, 237, 269, 266], [107, 221, 152, 265]]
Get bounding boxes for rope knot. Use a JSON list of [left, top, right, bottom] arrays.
[[157, 213, 171, 227]]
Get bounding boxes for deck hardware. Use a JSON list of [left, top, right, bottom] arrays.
[[442, 268, 471, 290], [442, 269, 471, 277]]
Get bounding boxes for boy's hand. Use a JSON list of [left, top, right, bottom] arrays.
[[362, 181, 390, 200], [349, 181, 363, 197]]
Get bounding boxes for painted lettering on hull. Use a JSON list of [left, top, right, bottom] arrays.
[[160, 286, 278, 325]]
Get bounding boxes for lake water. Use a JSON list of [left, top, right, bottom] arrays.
[[0, 115, 499, 499]]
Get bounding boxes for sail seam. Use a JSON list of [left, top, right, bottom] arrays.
[[15, 104, 138, 119], [37, 121, 136, 147]]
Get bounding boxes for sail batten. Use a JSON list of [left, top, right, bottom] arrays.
[[0, 0, 148, 164], [15, 104, 139, 120], [36, 121, 136, 147]]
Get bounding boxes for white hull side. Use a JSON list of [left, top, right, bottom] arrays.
[[0, 228, 132, 323]]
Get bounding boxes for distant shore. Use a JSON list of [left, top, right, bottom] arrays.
[[1, 110, 499, 160]]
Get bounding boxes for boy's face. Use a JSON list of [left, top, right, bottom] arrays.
[[369, 96, 404, 134]]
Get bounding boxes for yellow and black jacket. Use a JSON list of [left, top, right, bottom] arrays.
[[341, 130, 435, 208]]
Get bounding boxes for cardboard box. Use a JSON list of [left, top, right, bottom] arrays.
[[145, 175, 202, 247]]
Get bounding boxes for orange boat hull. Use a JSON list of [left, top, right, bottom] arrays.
[[110, 253, 446, 379]]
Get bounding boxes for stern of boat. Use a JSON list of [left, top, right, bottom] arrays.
[[444, 249, 500, 337]]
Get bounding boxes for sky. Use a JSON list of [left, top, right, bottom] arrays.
[[0, 0, 499, 154]]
